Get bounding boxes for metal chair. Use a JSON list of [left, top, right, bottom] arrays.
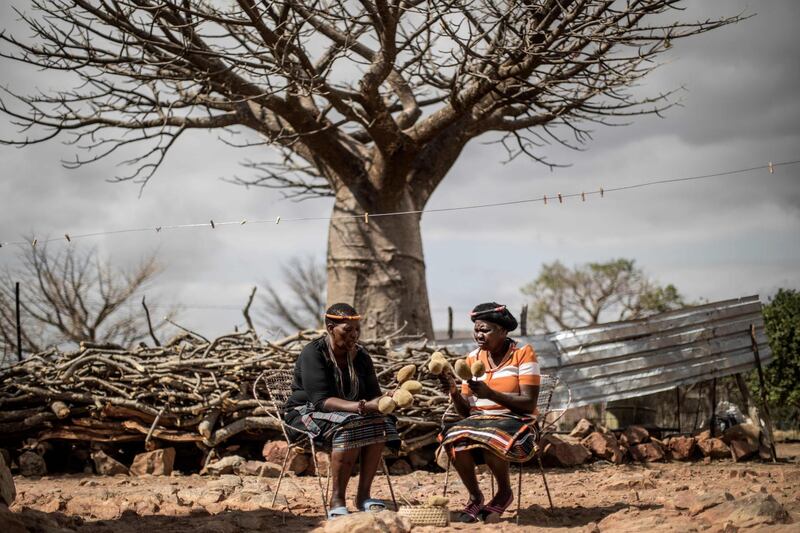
[[253, 369, 397, 516], [441, 374, 571, 525]]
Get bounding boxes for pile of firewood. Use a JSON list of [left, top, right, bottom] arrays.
[[0, 329, 458, 462]]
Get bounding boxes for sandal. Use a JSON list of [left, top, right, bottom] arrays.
[[457, 496, 484, 523], [359, 498, 387, 512], [478, 492, 514, 523], [327, 506, 349, 519]]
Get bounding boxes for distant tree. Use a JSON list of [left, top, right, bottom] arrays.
[[0, 242, 173, 357], [751, 289, 800, 426], [0, 1, 738, 338], [521, 258, 684, 333], [260, 255, 326, 333]]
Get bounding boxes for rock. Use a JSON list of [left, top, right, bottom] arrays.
[[305, 452, 330, 476], [313, 509, 412, 533], [91, 450, 129, 476], [408, 449, 433, 469], [722, 423, 760, 444], [201, 455, 244, 476], [259, 462, 283, 478], [389, 459, 412, 475], [541, 434, 591, 467], [695, 429, 711, 442], [665, 436, 695, 461], [18, 451, 47, 477], [0, 449, 10, 466], [673, 490, 733, 516], [0, 503, 26, 533], [629, 442, 664, 463], [570, 418, 595, 439], [698, 493, 790, 528], [129, 447, 176, 476], [729, 439, 759, 462], [261, 441, 308, 475], [581, 432, 624, 464], [697, 438, 730, 460], [620, 425, 649, 446], [0, 454, 15, 506], [237, 460, 265, 477]]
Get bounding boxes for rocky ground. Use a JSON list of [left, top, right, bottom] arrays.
[[2, 443, 799, 533]]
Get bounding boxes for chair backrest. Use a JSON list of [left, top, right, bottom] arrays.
[[253, 369, 295, 421], [536, 374, 559, 422]]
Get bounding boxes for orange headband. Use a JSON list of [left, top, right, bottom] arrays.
[[325, 313, 361, 321]]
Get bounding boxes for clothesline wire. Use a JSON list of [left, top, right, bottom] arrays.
[[1, 159, 797, 248]]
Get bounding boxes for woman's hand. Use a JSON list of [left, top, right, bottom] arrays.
[[467, 379, 494, 400], [364, 397, 383, 414], [437, 372, 457, 395]]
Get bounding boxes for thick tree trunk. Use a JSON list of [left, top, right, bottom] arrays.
[[326, 186, 434, 339]]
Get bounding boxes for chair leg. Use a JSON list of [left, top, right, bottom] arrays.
[[443, 455, 451, 497], [516, 462, 523, 525], [271, 441, 292, 507], [490, 473, 495, 497], [381, 457, 397, 510], [324, 457, 331, 503], [310, 440, 328, 518], [538, 455, 554, 509]]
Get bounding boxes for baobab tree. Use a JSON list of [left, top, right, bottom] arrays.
[[0, 1, 738, 337]]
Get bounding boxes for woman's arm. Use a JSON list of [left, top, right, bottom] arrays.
[[438, 373, 472, 418], [468, 381, 539, 416]]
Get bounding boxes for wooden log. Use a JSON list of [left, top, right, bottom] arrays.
[[198, 410, 220, 439], [122, 420, 202, 442], [50, 401, 70, 419]]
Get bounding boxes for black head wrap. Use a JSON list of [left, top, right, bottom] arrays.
[[470, 302, 518, 331]]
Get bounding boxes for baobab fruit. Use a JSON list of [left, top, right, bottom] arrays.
[[431, 351, 446, 361], [393, 389, 414, 408], [396, 364, 417, 384], [427, 358, 445, 375], [454, 359, 473, 381], [470, 361, 486, 379], [378, 396, 397, 414], [400, 380, 423, 394]]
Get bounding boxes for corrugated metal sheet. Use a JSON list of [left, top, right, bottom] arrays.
[[436, 296, 771, 410]]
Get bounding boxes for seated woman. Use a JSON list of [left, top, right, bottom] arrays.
[[283, 303, 399, 518], [438, 302, 540, 523]]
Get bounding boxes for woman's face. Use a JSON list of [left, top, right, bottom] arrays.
[[473, 319, 507, 353], [328, 320, 360, 352]]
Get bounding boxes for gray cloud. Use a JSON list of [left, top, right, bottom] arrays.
[[1, 1, 798, 337]]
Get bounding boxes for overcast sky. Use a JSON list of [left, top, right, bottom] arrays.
[[1, 1, 798, 339]]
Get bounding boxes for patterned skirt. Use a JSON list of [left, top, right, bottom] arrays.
[[439, 413, 540, 463], [285, 402, 400, 451]]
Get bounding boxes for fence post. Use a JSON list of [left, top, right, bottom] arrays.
[[520, 304, 528, 336], [15, 281, 22, 361], [750, 324, 778, 462], [447, 307, 453, 339]]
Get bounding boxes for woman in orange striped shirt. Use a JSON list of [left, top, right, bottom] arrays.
[[438, 303, 540, 523]]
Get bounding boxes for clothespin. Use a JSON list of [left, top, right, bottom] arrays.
[[210, 220, 215, 229], [543, 195, 547, 205], [581, 192, 586, 202], [768, 161, 774, 174], [275, 216, 281, 224], [557, 193, 563, 204], [240, 219, 247, 225], [599, 187, 604, 198], [64, 234, 71, 242], [364, 212, 369, 224], [32, 238, 38, 247]]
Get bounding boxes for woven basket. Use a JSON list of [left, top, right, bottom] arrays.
[[398, 505, 449, 527]]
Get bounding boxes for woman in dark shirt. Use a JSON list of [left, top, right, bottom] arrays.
[[283, 303, 399, 518]]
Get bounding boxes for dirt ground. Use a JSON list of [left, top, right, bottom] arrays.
[[4, 443, 800, 533]]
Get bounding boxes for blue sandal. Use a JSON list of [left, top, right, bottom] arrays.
[[327, 506, 349, 519], [359, 498, 387, 512]]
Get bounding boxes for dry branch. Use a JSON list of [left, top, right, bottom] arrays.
[[0, 329, 460, 457]]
